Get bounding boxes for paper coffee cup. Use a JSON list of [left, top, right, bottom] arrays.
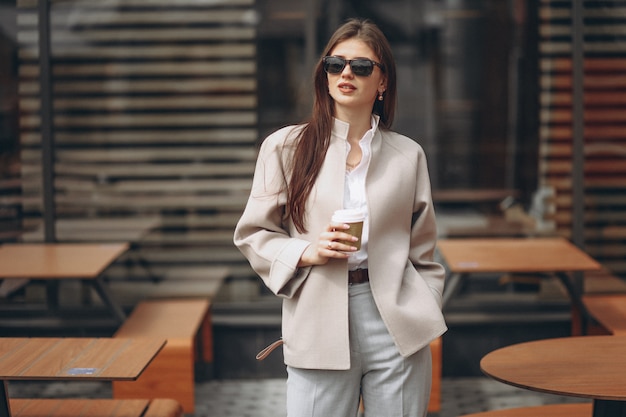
[[331, 209, 365, 250]]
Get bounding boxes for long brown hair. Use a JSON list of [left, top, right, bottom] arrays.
[[287, 18, 397, 233]]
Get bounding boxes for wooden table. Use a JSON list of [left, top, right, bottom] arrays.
[[0, 337, 166, 417], [437, 237, 602, 320], [0, 243, 129, 322], [481, 335, 626, 417]]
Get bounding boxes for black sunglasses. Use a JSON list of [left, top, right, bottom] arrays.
[[322, 56, 384, 77]]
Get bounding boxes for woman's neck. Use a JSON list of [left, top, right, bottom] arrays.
[[335, 110, 371, 143]]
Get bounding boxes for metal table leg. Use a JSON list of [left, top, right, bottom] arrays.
[[1, 381, 11, 417], [442, 273, 464, 308], [91, 277, 126, 323]]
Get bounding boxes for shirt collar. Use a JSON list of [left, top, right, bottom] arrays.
[[362, 114, 380, 147], [331, 114, 380, 143]]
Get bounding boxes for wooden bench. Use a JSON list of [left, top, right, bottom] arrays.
[[460, 402, 592, 416], [583, 294, 626, 335], [9, 398, 183, 417], [429, 336, 442, 413], [112, 298, 213, 413], [579, 270, 626, 335]]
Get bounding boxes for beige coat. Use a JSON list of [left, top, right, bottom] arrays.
[[234, 121, 447, 370]]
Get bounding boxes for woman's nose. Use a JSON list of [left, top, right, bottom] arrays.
[[341, 63, 354, 77]]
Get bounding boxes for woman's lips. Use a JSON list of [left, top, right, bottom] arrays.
[[338, 83, 356, 92]]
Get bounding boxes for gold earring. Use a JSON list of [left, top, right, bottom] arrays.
[[378, 91, 384, 101]]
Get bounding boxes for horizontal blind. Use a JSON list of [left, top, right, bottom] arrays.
[[539, 0, 626, 277], [17, 0, 258, 288]]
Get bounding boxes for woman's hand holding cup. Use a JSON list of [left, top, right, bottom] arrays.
[[331, 208, 365, 251], [297, 209, 364, 267]]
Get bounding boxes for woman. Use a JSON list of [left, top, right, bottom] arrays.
[[234, 18, 446, 417]]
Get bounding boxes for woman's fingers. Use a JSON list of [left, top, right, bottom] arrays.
[[298, 223, 358, 267], [322, 223, 358, 253]]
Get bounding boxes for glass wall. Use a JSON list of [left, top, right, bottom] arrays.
[[0, 0, 20, 239], [0, 0, 18, 178], [1, 0, 625, 298], [257, 0, 533, 193]]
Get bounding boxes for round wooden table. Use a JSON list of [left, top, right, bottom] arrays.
[[481, 335, 626, 417]]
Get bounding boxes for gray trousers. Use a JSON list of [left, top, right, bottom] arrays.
[[286, 282, 432, 417]]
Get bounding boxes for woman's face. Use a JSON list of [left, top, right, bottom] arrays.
[[326, 38, 386, 119]]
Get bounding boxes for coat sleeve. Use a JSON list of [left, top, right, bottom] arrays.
[[233, 129, 312, 298], [409, 146, 446, 309]]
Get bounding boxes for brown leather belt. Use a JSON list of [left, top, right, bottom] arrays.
[[348, 269, 369, 285]]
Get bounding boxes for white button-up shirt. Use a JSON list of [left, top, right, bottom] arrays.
[[342, 115, 379, 270]]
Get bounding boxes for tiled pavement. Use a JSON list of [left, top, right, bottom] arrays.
[[8, 377, 590, 417]]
